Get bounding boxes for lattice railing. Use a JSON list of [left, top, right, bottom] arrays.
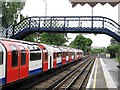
[[0, 25, 13, 38], [1, 16, 120, 38]]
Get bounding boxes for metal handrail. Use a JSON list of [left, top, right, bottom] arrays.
[[2, 16, 120, 39]]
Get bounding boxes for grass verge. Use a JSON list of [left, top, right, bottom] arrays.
[[113, 58, 120, 62]]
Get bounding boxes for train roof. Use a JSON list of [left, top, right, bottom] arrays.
[[41, 44, 61, 52], [58, 46, 68, 52], [0, 38, 84, 53]]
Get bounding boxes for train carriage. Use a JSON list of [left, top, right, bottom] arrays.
[[79, 50, 84, 59], [12, 42, 29, 79], [1, 40, 22, 84], [67, 47, 75, 62], [72, 48, 78, 61], [59, 46, 69, 65], [52, 45, 62, 68], [39, 44, 53, 71], [27, 44, 42, 75], [40, 44, 63, 69], [77, 49, 83, 59], [0, 42, 6, 85], [0, 38, 84, 87]]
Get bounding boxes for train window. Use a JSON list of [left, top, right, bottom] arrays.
[[72, 52, 75, 55], [69, 52, 72, 57], [66, 52, 68, 56], [30, 46, 41, 61], [62, 52, 64, 57], [45, 52, 48, 61], [63, 52, 66, 57], [53, 53, 56, 59], [10, 45, 18, 67], [0, 46, 3, 65], [57, 53, 62, 57], [19, 46, 26, 65]]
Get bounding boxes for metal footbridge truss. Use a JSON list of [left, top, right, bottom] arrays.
[[1, 16, 120, 42]]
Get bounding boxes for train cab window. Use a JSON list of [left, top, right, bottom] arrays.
[[0, 46, 3, 65], [19, 46, 26, 65], [10, 45, 18, 67], [29, 45, 41, 61]]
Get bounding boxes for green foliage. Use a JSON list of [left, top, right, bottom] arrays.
[[91, 48, 104, 54], [40, 33, 68, 46], [70, 34, 92, 53], [107, 44, 119, 58], [110, 38, 118, 44], [38, 19, 68, 46], [2, 1, 25, 28], [23, 33, 36, 42], [24, 32, 68, 46]]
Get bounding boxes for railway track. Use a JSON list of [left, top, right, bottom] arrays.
[[3, 56, 90, 90], [28, 56, 95, 90], [45, 57, 95, 90]]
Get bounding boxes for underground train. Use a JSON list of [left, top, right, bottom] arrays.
[[0, 38, 83, 86]]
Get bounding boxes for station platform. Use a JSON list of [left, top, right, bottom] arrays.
[[86, 57, 119, 89]]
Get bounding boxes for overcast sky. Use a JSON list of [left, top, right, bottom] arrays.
[[21, 0, 118, 47]]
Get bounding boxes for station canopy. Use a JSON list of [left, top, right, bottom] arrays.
[[69, 0, 120, 7]]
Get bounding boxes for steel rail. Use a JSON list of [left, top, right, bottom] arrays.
[[46, 56, 94, 90], [65, 58, 95, 90], [55, 57, 94, 89], [19, 56, 91, 89]]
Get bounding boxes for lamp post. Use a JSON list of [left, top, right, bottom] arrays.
[[91, 7, 94, 29], [43, 0, 47, 16], [92, 7, 93, 16]]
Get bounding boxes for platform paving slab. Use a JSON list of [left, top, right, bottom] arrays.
[[102, 58, 119, 89], [87, 58, 118, 90]]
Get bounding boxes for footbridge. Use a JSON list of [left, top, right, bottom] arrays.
[[1, 16, 120, 42]]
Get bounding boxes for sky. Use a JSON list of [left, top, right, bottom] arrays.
[[21, 0, 118, 48]]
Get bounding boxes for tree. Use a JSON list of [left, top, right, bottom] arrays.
[[24, 33, 36, 42], [39, 33, 68, 46], [38, 19, 68, 46], [107, 44, 119, 58], [2, 1, 26, 28], [23, 18, 68, 45], [70, 34, 92, 53], [91, 48, 104, 54], [108, 37, 120, 59]]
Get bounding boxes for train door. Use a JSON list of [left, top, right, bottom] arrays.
[[48, 54, 50, 69], [49, 56, 52, 69], [56, 52, 62, 66], [66, 52, 69, 63], [7, 44, 19, 83], [65, 48, 69, 63], [47, 49, 52, 69], [72, 51, 75, 62], [43, 51, 48, 71], [53, 52, 57, 68], [48, 54, 53, 69], [0, 43, 6, 85], [18, 45, 28, 79], [46, 45, 53, 69]]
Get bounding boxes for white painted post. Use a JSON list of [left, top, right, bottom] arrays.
[[118, 2, 120, 89]]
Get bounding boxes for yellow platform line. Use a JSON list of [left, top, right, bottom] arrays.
[[93, 58, 98, 88]]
